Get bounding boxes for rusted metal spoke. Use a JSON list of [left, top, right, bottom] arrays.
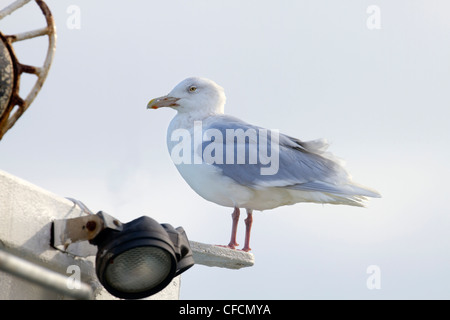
[[9, 27, 50, 42], [0, 0, 33, 20]]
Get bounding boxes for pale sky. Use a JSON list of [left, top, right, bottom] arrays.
[[1, 0, 450, 299]]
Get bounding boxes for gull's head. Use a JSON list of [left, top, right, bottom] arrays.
[[147, 77, 226, 116]]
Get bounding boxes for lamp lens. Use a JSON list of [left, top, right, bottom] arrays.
[[104, 246, 173, 293]]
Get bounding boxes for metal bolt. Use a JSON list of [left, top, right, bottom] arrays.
[[85, 220, 97, 231]]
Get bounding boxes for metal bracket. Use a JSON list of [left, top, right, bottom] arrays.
[[52, 211, 123, 257]]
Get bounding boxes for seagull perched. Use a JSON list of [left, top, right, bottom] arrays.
[[147, 77, 380, 252]]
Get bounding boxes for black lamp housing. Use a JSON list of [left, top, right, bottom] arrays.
[[91, 215, 194, 299]]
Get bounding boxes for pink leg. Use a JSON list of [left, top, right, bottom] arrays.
[[242, 209, 253, 252], [226, 207, 240, 249]]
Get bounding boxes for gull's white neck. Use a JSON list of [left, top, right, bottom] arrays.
[[166, 109, 222, 153], [169, 109, 222, 131]]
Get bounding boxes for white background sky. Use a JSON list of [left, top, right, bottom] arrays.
[[1, 0, 450, 299]]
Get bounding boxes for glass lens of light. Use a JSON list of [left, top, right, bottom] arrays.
[[104, 246, 173, 293]]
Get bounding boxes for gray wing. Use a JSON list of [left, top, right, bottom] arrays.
[[201, 115, 380, 198]]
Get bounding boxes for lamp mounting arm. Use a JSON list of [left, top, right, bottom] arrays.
[[52, 211, 122, 252]]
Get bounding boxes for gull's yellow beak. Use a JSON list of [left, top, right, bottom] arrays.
[[147, 95, 180, 109]]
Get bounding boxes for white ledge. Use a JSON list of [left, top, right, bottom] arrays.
[[190, 241, 254, 269]]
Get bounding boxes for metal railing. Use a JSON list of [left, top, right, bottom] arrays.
[[0, 247, 93, 300]]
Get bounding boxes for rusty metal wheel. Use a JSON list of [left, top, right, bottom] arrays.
[[0, 0, 56, 140]]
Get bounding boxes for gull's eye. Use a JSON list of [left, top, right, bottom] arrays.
[[188, 86, 197, 92]]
